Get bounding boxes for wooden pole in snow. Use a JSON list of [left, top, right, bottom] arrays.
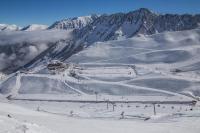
[[153, 104, 156, 115], [107, 100, 109, 109], [112, 103, 116, 111], [95, 92, 98, 102]]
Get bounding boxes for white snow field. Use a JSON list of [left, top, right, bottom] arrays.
[[0, 99, 200, 133], [1, 29, 200, 133]]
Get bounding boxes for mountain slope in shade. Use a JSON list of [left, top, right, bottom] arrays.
[[21, 24, 48, 31], [0, 30, 73, 74]]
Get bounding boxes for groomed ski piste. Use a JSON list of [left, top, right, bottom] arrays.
[[1, 29, 200, 133]]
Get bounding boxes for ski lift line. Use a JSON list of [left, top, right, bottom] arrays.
[[11, 98, 196, 105]]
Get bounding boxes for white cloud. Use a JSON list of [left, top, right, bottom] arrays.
[[0, 30, 73, 73]]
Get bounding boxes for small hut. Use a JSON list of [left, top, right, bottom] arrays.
[[47, 60, 68, 72]]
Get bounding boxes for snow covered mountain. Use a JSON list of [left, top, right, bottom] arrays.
[[48, 15, 98, 30], [1, 28, 200, 98], [23, 8, 200, 69], [75, 8, 200, 44], [0, 24, 21, 31], [1, 28, 200, 133], [0, 8, 200, 75], [2, 8, 200, 133], [21, 24, 48, 31]]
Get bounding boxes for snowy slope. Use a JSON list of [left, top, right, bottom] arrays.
[[0, 24, 21, 31], [0, 101, 55, 133], [65, 29, 200, 97], [0, 8, 200, 74], [1, 100, 200, 133], [48, 15, 98, 30], [0, 8, 200, 97], [21, 24, 48, 31], [25, 9, 200, 70], [1, 29, 200, 99], [1, 8, 200, 133]]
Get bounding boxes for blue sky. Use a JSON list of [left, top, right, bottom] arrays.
[[0, 0, 200, 26]]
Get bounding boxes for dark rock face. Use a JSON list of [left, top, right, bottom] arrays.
[[75, 8, 200, 44]]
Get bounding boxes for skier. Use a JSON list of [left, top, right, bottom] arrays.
[[70, 110, 74, 117], [7, 114, 12, 118], [120, 111, 125, 119]]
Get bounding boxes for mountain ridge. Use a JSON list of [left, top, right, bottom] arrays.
[[0, 8, 200, 74], [1, 8, 200, 33], [74, 8, 200, 44]]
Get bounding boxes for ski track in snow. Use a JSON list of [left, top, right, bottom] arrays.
[[9, 70, 192, 100]]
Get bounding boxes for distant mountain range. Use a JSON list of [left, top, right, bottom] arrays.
[[0, 8, 200, 73], [0, 24, 48, 31], [75, 8, 200, 43], [1, 8, 200, 34]]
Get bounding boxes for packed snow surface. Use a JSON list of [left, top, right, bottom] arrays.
[[1, 29, 200, 98], [1, 29, 200, 133], [0, 99, 200, 133]]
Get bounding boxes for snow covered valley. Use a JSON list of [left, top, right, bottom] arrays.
[[1, 28, 200, 133]]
